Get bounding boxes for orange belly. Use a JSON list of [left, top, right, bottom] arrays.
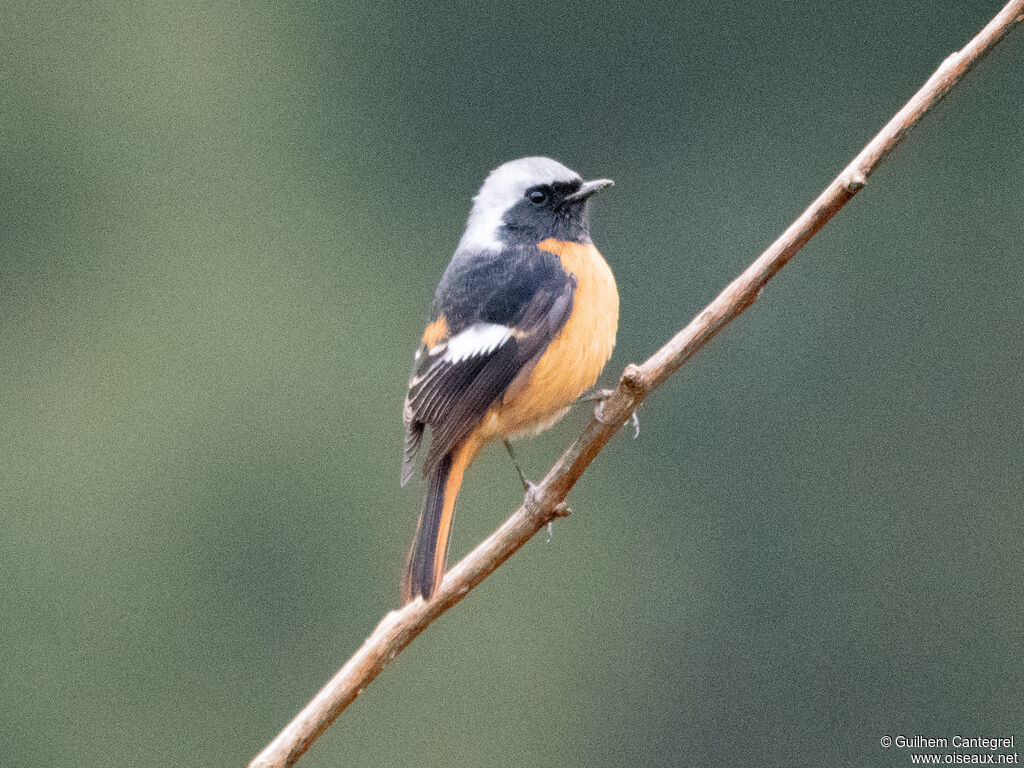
[[478, 238, 619, 441]]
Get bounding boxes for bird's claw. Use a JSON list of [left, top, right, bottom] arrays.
[[586, 387, 640, 437], [524, 482, 571, 522], [627, 410, 640, 439]]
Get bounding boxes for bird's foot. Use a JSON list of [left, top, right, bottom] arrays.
[[580, 387, 640, 437], [524, 481, 571, 522]]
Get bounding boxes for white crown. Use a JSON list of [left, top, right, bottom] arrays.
[[458, 157, 581, 251]]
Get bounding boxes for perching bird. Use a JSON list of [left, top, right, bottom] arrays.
[[401, 157, 618, 601]]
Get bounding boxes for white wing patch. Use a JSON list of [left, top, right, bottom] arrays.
[[444, 323, 513, 363]]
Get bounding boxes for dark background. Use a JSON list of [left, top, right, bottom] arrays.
[[3, 1, 1022, 766]]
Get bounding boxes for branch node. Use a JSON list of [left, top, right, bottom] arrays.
[[620, 364, 648, 396], [841, 168, 868, 192]]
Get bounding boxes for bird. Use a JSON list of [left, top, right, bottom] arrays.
[[400, 156, 619, 602]]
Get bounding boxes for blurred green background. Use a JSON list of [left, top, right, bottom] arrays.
[[3, 1, 1022, 766]]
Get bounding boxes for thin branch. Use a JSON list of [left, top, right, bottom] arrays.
[[249, 3, 1024, 766]]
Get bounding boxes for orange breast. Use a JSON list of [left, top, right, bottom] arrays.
[[480, 238, 619, 440]]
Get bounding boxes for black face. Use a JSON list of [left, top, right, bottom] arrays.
[[500, 178, 594, 244]]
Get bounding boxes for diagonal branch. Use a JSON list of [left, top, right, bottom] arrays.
[[249, 2, 1024, 766]]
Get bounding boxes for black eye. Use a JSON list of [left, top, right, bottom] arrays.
[[526, 188, 548, 205]]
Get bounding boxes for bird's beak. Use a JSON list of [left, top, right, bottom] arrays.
[[564, 178, 614, 203]]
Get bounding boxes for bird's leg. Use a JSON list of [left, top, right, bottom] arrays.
[[572, 387, 615, 406], [503, 440, 530, 491], [505, 440, 570, 525]]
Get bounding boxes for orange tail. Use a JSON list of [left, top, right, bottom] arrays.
[[402, 439, 477, 601]]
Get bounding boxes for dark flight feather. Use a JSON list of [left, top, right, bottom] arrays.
[[401, 244, 574, 481]]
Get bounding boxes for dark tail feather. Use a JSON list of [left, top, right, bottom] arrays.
[[402, 451, 454, 601]]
